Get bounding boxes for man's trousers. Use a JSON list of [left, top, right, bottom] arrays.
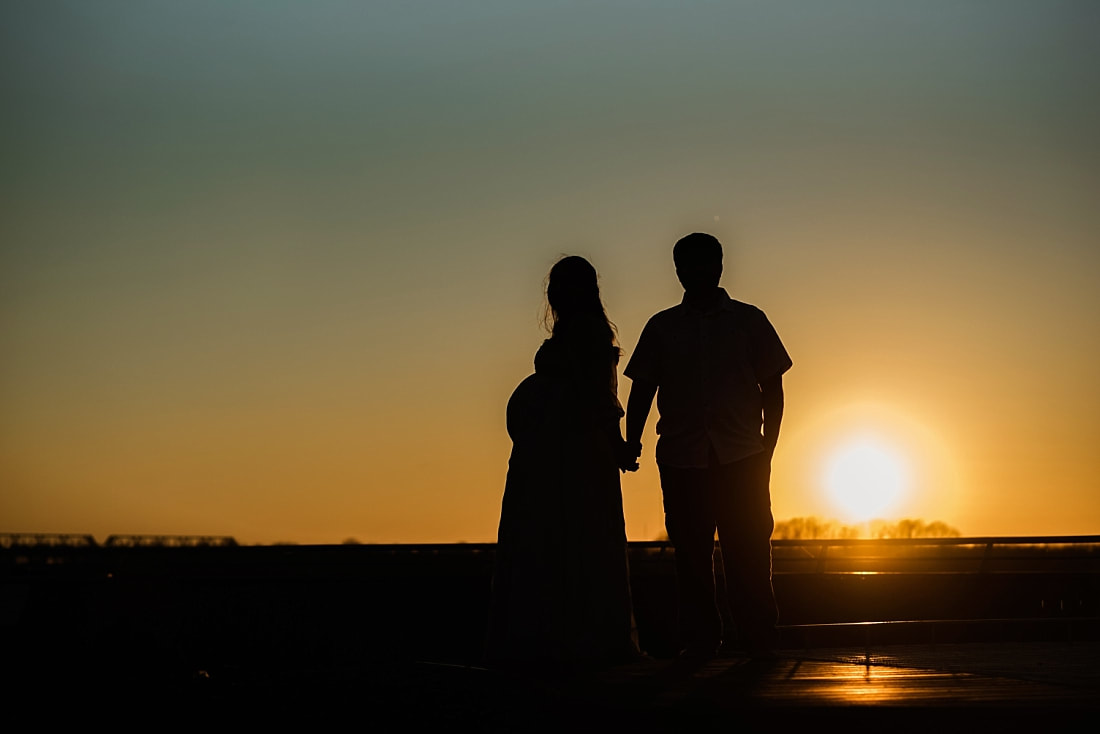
[[659, 449, 778, 656]]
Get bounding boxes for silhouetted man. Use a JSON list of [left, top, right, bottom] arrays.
[[623, 232, 791, 660]]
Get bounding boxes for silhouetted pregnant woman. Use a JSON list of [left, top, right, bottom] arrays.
[[486, 256, 641, 670]]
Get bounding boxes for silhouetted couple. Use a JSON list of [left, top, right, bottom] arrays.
[[486, 233, 792, 671]]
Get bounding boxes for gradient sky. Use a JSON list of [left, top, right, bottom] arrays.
[[3, 1, 1098, 544]]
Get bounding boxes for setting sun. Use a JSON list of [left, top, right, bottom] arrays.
[[823, 435, 911, 523]]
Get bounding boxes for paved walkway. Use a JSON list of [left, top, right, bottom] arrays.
[[12, 640, 1095, 728], [399, 640, 1100, 730]]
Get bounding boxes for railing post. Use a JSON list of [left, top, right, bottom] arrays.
[[815, 542, 829, 574], [978, 541, 994, 573]]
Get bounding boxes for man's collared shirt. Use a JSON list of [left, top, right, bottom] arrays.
[[624, 288, 792, 469]]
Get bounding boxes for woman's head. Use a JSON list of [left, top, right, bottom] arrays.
[[547, 256, 601, 318], [544, 255, 616, 343]]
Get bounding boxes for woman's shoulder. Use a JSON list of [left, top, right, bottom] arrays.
[[536, 333, 617, 370]]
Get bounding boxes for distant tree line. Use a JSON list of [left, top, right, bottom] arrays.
[[772, 517, 961, 539]]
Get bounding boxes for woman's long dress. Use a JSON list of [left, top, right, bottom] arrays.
[[485, 329, 641, 669]]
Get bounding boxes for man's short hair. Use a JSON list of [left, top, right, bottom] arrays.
[[673, 233, 723, 267]]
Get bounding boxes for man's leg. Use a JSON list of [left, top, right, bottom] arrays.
[[714, 451, 778, 654], [659, 463, 721, 657]]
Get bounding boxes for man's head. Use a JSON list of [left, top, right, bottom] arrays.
[[673, 232, 723, 293]]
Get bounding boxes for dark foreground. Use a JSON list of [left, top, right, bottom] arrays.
[[11, 639, 1097, 730], [4, 536, 1099, 725]]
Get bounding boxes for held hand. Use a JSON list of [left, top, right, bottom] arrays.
[[618, 439, 643, 473]]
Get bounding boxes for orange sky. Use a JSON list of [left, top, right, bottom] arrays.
[[2, 3, 1098, 544]]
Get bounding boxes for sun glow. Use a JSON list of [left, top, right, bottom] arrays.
[[823, 435, 911, 522]]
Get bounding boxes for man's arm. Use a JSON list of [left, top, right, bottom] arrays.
[[625, 378, 658, 459], [760, 374, 784, 456]]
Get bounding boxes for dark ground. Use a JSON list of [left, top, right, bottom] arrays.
[[10, 639, 1097, 730], [4, 539, 1098, 726]]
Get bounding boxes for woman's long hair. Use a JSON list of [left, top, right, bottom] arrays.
[[543, 255, 618, 349]]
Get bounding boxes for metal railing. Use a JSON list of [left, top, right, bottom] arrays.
[[0, 533, 97, 549], [3, 533, 1099, 575], [627, 536, 1100, 575]]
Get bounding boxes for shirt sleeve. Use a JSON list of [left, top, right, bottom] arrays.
[[751, 309, 792, 383], [623, 317, 661, 385]]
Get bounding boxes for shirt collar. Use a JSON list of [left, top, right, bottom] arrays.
[[679, 287, 732, 315]]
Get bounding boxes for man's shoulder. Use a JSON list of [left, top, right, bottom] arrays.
[[723, 298, 774, 324], [724, 297, 763, 314]]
